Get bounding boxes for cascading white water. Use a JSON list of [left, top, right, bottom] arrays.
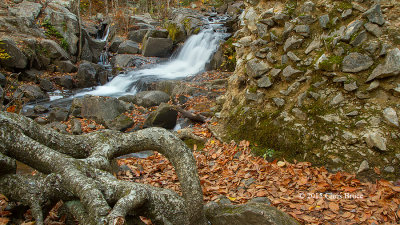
[[77, 16, 229, 97]]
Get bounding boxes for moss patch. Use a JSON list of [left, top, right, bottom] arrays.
[[42, 19, 69, 52]]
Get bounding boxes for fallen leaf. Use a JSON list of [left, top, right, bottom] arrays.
[[329, 202, 340, 212]]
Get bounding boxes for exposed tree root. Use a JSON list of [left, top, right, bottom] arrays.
[[0, 112, 207, 225]]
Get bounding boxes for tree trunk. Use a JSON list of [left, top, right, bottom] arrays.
[[0, 112, 207, 225]]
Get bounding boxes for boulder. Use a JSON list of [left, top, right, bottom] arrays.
[[39, 78, 55, 92], [48, 107, 69, 122], [144, 103, 177, 129], [20, 69, 41, 82], [0, 38, 28, 69], [117, 40, 139, 54], [342, 53, 373, 73], [54, 75, 74, 89], [128, 29, 149, 43], [142, 38, 173, 58], [71, 118, 82, 135], [366, 48, 400, 82], [246, 59, 271, 78], [81, 29, 106, 63], [105, 114, 134, 131], [120, 90, 170, 108], [80, 95, 126, 125], [109, 36, 124, 53], [54, 60, 77, 73], [76, 62, 97, 88], [363, 4, 385, 26], [9, 0, 42, 26], [165, 20, 187, 43], [13, 85, 49, 103], [112, 54, 157, 68], [205, 202, 299, 225], [40, 39, 70, 61], [69, 98, 83, 117]]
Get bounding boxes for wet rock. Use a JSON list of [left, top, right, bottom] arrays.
[[109, 36, 124, 52], [81, 96, 126, 125], [342, 53, 373, 73], [76, 62, 97, 88], [363, 4, 385, 26], [48, 107, 69, 122], [257, 76, 272, 88], [246, 59, 271, 78], [284, 36, 303, 52], [105, 114, 134, 131], [364, 131, 387, 151], [330, 92, 344, 105], [144, 103, 177, 129], [364, 23, 382, 37], [319, 14, 330, 29], [117, 40, 140, 54], [39, 78, 55, 92], [357, 160, 369, 173], [54, 60, 78, 73], [14, 85, 49, 103], [383, 107, 399, 127], [205, 202, 299, 225], [282, 65, 303, 81], [142, 38, 173, 57], [0, 38, 28, 69], [367, 48, 400, 82]]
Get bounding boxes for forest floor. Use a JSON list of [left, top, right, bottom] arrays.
[[1, 70, 399, 225]]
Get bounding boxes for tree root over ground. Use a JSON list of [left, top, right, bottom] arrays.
[[0, 111, 207, 225]]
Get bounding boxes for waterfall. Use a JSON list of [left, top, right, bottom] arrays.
[[77, 15, 229, 97]]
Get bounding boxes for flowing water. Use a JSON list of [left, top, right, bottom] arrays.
[[76, 15, 230, 98]]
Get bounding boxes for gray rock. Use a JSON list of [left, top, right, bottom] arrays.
[[341, 20, 364, 42], [352, 2, 367, 12], [281, 55, 289, 65], [357, 160, 369, 173], [301, 1, 315, 14], [284, 36, 303, 52], [272, 98, 285, 107], [356, 91, 370, 99], [270, 68, 281, 78], [142, 38, 173, 57], [266, 52, 276, 64], [271, 13, 289, 25], [298, 15, 317, 25], [364, 41, 380, 55], [76, 62, 98, 88], [128, 29, 149, 43], [294, 25, 310, 37], [308, 91, 320, 100], [13, 85, 49, 103], [165, 20, 187, 43], [117, 40, 139, 54], [344, 81, 358, 92], [54, 60, 77, 73], [205, 202, 299, 225], [350, 30, 367, 47], [367, 48, 400, 82], [246, 59, 271, 78], [319, 14, 330, 29], [280, 81, 300, 96], [48, 107, 69, 122], [109, 36, 124, 52], [0, 38, 28, 69], [333, 76, 348, 83], [256, 23, 269, 39], [81, 96, 126, 125], [346, 111, 359, 117], [364, 131, 387, 151], [282, 66, 303, 81], [249, 197, 271, 205], [367, 80, 380, 91], [287, 51, 300, 62], [282, 22, 294, 39], [71, 119, 82, 135], [40, 39, 70, 60], [305, 38, 321, 54], [47, 122, 68, 134], [342, 9, 352, 19], [9, 0, 42, 25], [383, 107, 399, 127], [291, 108, 307, 120], [39, 78, 55, 92], [54, 75, 74, 89], [342, 52, 373, 73], [379, 43, 389, 57], [363, 4, 385, 26], [120, 91, 170, 108], [0, 73, 5, 87], [144, 103, 177, 129], [20, 69, 40, 82], [257, 76, 272, 88], [330, 92, 344, 105], [34, 105, 48, 114], [105, 114, 134, 131], [383, 166, 395, 173], [364, 23, 382, 37]]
